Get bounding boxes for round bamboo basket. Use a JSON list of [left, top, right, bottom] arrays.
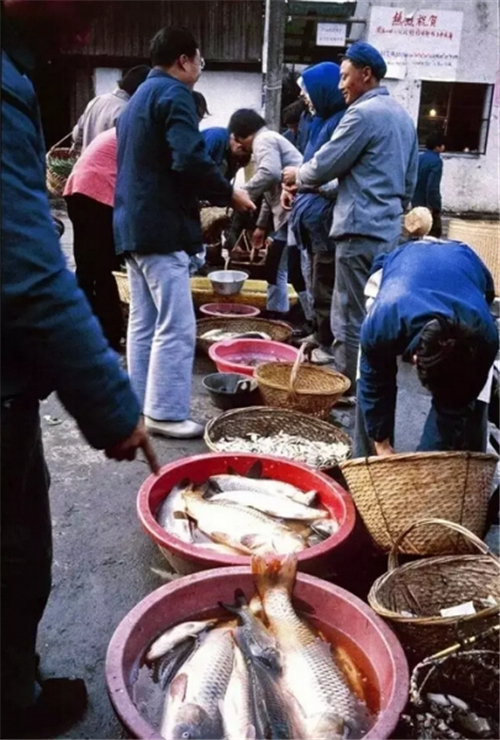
[[196, 317, 292, 354], [447, 219, 500, 296], [255, 344, 351, 419], [204, 406, 352, 470], [46, 133, 79, 197], [368, 518, 500, 664], [340, 451, 498, 554]]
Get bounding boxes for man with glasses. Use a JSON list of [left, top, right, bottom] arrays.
[[114, 27, 255, 439]]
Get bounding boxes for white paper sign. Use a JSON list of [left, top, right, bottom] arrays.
[[316, 22, 347, 47], [368, 7, 463, 81]]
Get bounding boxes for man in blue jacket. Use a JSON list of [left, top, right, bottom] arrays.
[[412, 132, 446, 238], [1, 2, 158, 737], [283, 42, 418, 388], [114, 27, 255, 440], [202, 125, 249, 182], [356, 240, 498, 456]]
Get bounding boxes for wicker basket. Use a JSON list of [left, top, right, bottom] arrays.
[[368, 518, 500, 665], [196, 317, 292, 354], [46, 133, 79, 197], [191, 277, 298, 310], [255, 344, 351, 419], [204, 406, 352, 470], [447, 219, 500, 295], [340, 451, 498, 554]]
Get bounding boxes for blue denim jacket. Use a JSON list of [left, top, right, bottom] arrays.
[[1, 26, 140, 449], [412, 149, 443, 212], [297, 87, 419, 243]]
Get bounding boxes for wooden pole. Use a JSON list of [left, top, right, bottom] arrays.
[[262, 0, 287, 131]]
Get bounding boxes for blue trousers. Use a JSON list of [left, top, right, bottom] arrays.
[[1, 396, 52, 712], [126, 251, 196, 421]]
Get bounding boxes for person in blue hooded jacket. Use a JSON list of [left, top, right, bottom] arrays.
[[288, 62, 347, 364]]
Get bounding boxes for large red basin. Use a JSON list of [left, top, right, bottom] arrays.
[[106, 568, 409, 739], [208, 338, 299, 376], [137, 453, 356, 576]]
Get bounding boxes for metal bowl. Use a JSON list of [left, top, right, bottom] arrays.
[[208, 269, 249, 296]]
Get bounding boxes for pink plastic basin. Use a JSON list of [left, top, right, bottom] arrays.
[[199, 302, 261, 317], [208, 338, 299, 376], [137, 453, 356, 576], [106, 568, 409, 739]]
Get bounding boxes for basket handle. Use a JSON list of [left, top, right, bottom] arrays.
[[388, 517, 497, 572], [47, 131, 74, 155], [288, 343, 307, 394]]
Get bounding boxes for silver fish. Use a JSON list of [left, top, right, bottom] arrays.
[[183, 487, 305, 555], [157, 484, 194, 544], [209, 490, 328, 522], [310, 519, 340, 540], [208, 474, 317, 507], [153, 637, 198, 691], [221, 642, 256, 740], [221, 592, 280, 671], [252, 554, 372, 740], [160, 628, 235, 740], [146, 619, 217, 662]]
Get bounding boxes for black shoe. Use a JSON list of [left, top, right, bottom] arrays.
[[2, 678, 88, 739]]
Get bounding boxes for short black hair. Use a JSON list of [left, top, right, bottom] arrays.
[[416, 316, 495, 408], [282, 99, 306, 127], [149, 26, 198, 68], [119, 65, 151, 96], [426, 132, 446, 150], [193, 91, 210, 122], [228, 109, 266, 139]]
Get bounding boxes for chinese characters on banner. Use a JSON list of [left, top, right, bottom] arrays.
[[367, 7, 463, 80]]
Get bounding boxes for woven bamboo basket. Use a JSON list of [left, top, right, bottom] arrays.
[[46, 133, 79, 197], [204, 406, 352, 470], [255, 344, 351, 419], [447, 219, 500, 295], [340, 451, 498, 554], [113, 271, 130, 304], [191, 277, 298, 310], [196, 317, 292, 355], [368, 518, 500, 665]]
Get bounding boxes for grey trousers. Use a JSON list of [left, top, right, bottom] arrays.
[[330, 235, 396, 387]]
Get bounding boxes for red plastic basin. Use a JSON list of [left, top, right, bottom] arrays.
[[208, 338, 299, 376], [106, 567, 409, 740], [199, 302, 261, 317], [137, 453, 356, 576]]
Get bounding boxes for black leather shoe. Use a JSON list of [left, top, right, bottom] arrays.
[[2, 678, 87, 739]]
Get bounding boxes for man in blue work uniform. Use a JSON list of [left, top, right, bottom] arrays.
[[1, 1, 158, 737], [412, 132, 446, 238], [114, 27, 255, 440], [355, 240, 498, 457], [283, 42, 419, 388]]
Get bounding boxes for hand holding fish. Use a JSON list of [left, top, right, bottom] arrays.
[[105, 419, 160, 474]]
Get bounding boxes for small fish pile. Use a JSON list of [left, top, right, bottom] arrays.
[[142, 555, 374, 739], [156, 466, 339, 555], [214, 431, 350, 469], [201, 329, 272, 342]]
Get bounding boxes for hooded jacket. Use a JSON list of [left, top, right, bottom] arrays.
[[291, 63, 346, 252]]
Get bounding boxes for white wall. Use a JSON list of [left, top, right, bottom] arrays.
[[351, 0, 500, 214], [195, 71, 263, 130]]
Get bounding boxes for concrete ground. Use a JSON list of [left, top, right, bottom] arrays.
[[35, 208, 497, 739]]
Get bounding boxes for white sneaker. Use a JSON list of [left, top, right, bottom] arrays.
[[144, 417, 205, 439], [310, 347, 336, 365]]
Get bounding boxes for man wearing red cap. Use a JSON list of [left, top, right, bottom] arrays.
[[283, 41, 419, 390]]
